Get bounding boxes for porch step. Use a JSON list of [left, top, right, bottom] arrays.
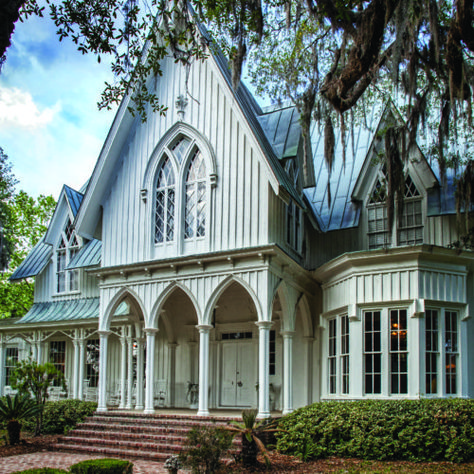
[[53, 411, 242, 461]]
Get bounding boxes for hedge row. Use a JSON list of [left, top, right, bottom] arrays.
[[22, 399, 98, 435], [276, 399, 474, 463], [13, 459, 133, 474]]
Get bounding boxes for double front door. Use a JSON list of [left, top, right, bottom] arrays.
[[220, 340, 255, 407]]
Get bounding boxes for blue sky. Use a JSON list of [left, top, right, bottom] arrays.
[[0, 11, 116, 199]]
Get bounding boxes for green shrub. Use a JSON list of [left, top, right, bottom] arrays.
[[12, 469, 68, 474], [276, 399, 474, 463], [22, 399, 97, 435], [180, 424, 233, 473], [69, 458, 133, 474]]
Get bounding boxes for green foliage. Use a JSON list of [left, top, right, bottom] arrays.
[[227, 409, 280, 467], [179, 424, 233, 474], [10, 359, 67, 435], [0, 148, 56, 320], [69, 458, 133, 474], [0, 393, 41, 445], [276, 399, 474, 463], [22, 399, 97, 435], [12, 469, 68, 474]]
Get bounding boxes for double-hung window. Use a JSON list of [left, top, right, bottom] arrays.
[[4, 347, 18, 386], [367, 172, 423, 250], [327, 315, 349, 395], [424, 309, 459, 395]]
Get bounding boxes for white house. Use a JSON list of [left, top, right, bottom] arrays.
[[1, 17, 473, 418]]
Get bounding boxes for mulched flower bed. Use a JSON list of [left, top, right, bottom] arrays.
[[0, 433, 59, 458]]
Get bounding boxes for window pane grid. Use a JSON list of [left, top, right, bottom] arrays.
[[328, 319, 337, 394], [445, 311, 458, 395], [364, 311, 381, 394], [341, 315, 349, 394], [155, 158, 175, 244], [425, 310, 439, 394], [5, 347, 18, 386], [368, 205, 391, 249], [398, 199, 423, 246], [185, 151, 206, 240], [390, 309, 408, 394], [50, 341, 66, 385]]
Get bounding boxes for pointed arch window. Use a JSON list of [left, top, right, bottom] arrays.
[[155, 156, 175, 244], [57, 217, 79, 293], [367, 172, 423, 250], [185, 150, 206, 239]]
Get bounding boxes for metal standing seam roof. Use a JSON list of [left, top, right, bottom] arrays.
[[64, 185, 84, 217], [67, 239, 102, 269], [17, 298, 129, 324], [9, 238, 52, 281]]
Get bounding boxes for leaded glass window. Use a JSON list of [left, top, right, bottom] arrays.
[[155, 157, 175, 244], [185, 150, 206, 239], [56, 217, 79, 293]]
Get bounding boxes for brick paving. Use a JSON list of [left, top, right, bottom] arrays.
[[0, 451, 174, 473]]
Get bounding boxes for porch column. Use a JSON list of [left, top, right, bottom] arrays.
[[281, 331, 295, 415], [97, 330, 111, 413], [256, 321, 273, 419], [135, 337, 145, 410], [0, 335, 5, 397], [30, 338, 38, 361], [197, 325, 212, 416], [168, 343, 177, 407], [78, 337, 86, 400], [144, 328, 158, 414], [36, 331, 44, 364], [119, 334, 127, 409], [72, 339, 80, 399], [126, 331, 134, 410], [304, 336, 314, 405]]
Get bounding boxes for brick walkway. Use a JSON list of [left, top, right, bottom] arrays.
[[0, 452, 174, 473]]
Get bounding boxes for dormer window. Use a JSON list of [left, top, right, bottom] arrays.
[[367, 172, 423, 250], [57, 217, 80, 293]]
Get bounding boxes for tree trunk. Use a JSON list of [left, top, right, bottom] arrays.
[[7, 419, 21, 445], [241, 434, 258, 467]]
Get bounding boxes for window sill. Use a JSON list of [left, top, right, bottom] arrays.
[[53, 290, 81, 298]]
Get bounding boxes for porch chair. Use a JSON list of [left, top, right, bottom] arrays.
[[154, 379, 167, 407]]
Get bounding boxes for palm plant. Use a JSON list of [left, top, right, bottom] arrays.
[[227, 408, 281, 467], [0, 393, 41, 445]]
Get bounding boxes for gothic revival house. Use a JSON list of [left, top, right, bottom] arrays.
[[1, 22, 473, 417]]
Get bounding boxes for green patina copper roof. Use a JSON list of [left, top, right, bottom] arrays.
[[67, 239, 101, 269], [17, 298, 128, 324]]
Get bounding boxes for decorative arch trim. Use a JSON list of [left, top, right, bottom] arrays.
[[296, 293, 314, 338], [203, 275, 264, 326], [100, 287, 147, 331], [142, 122, 217, 194], [149, 281, 201, 329], [273, 281, 295, 332]]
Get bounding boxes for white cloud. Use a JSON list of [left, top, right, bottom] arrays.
[[0, 86, 59, 129]]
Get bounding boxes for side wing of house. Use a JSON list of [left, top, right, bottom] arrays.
[[308, 105, 474, 400]]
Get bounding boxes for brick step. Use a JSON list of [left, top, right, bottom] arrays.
[[53, 443, 176, 461], [74, 422, 197, 435], [86, 416, 233, 428], [68, 430, 189, 444], [70, 428, 241, 445], [59, 435, 188, 453], [94, 411, 239, 422]]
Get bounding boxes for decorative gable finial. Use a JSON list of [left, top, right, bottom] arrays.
[[176, 94, 188, 121]]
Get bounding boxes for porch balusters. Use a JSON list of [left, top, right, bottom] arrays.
[[281, 331, 295, 415], [97, 330, 111, 412], [197, 324, 213, 416], [135, 337, 145, 410], [256, 321, 273, 419], [119, 333, 127, 409], [144, 328, 158, 414]]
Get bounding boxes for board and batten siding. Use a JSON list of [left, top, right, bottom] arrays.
[[101, 55, 275, 268]]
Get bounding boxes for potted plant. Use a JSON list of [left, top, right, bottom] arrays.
[[186, 381, 199, 409]]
